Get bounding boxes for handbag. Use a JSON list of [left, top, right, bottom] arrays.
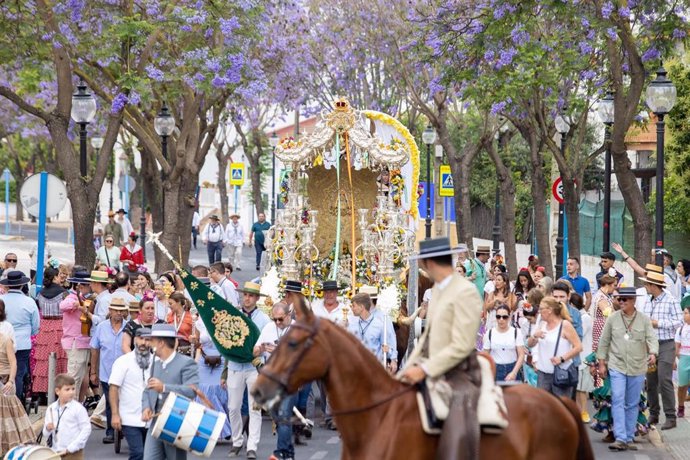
[[552, 322, 578, 388]]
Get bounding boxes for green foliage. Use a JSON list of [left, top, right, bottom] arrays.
[[0, 181, 17, 202], [665, 59, 690, 233]]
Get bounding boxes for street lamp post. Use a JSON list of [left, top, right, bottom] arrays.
[[91, 136, 104, 222], [554, 109, 570, 278], [422, 125, 437, 239], [71, 79, 97, 178], [269, 132, 279, 224], [645, 65, 677, 266], [154, 103, 175, 228], [597, 93, 615, 252], [492, 123, 509, 255]]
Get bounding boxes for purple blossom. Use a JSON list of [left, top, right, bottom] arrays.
[[581, 18, 590, 28], [579, 41, 593, 55], [66, 0, 84, 22], [510, 26, 530, 46], [606, 28, 617, 40], [206, 58, 221, 73], [491, 98, 512, 116], [193, 72, 205, 81], [673, 28, 687, 39], [602, 2, 614, 19], [146, 65, 165, 82], [181, 24, 192, 32], [211, 75, 229, 88], [111, 93, 128, 114], [586, 29, 595, 40], [484, 50, 495, 62], [618, 7, 630, 19], [641, 47, 660, 62], [220, 17, 240, 36], [496, 48, 518, 69], [580, 69, 596, 80], [429, 76, 444, 96], [425, 34, 443, 56], [129, 91, 141, 105]]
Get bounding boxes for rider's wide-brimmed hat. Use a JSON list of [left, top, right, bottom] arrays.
[[321, 280, 346, 291], [284, 280, 303, 294], [639, 271, 666, 287], [67, 271, 91, 285], [409, 237, 465, 260], [86, 270, 113, 284]]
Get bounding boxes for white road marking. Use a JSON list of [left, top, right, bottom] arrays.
[[310, 451, 329, 459], [326, 436, 340, 444]]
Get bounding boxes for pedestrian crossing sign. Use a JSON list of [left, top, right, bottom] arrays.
[[230, 163, 244, 186], [439, 165, 453, 197]]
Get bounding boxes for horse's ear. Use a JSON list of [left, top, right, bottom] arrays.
[[302, 298, 315, 322]]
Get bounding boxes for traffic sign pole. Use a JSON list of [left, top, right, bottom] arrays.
[[35, 172, 48, 294]]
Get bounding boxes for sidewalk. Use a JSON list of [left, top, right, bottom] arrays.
[[661, 414, 690, 459]]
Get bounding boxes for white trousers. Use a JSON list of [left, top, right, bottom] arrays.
[[66, 348, 90, 400], [227, 368, 261, 451], [226, 245, 243, 269]]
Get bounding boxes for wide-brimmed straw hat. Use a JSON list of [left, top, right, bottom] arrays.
[[409, 237, 466, 260], [358, 285, 378, 299], [109, 297, 129, 310], [639, 271, 666, 287], [0, 271, 30, 287], [128, 300, 141, 312], [229, 212, 240, 219], [475, 245, 491, 255], [86, 270, 113, 284], [238, 281, 266, 296]]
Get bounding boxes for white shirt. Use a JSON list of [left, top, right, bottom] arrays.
[[212, 277, 240, 306], [482, 327, 524, 365], [312, 299, 354, 326], [579, 311, 593, 361], [154, 298, 169, 321], [192, 211, 201, 228], [202, 223, 224, 243], [42, 400, 91, 453], [676, 323, 690, 357], [117, 216, 134, 239], [29, 242, 52, 271], [224, 223, 245, 247], [109, 351, 150, 427], [93, 290, 112, 325], [256, 321, 291, 361], [0, 321, 15, 345]]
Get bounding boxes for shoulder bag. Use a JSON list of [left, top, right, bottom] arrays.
[[552, 322, 578, 388]]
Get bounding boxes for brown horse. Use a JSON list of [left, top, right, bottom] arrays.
[[252, 305, 594, 460]]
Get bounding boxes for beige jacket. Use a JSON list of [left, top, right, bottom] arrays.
[[405, 273, 482, 378]]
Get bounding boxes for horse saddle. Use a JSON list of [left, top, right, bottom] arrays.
[[416, 354, 509, 435]]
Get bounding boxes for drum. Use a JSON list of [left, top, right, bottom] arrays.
[[151, 392, 226, 457], [4, 446, 59, 460]]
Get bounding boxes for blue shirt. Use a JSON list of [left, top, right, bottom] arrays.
[[90, 319, 125, 381], [1, 290, 40, 350], [560, 274, 591, 297], [227, 307, 271, 371], [348, 312, 398, 361], [370, 307, 398, 361], [250, 221, 271, 245]]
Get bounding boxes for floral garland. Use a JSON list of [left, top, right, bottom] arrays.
[[362, 110, 420, 218]]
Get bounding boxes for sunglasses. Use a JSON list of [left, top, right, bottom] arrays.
[[105, 240, 114, 243], [615, 297, 633, 302], [496, 314, 510, 320], [5, 259, 17, 263], [273, 317, 286, 323]]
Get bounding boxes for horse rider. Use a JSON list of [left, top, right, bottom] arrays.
[[400, 237, 483, 460]]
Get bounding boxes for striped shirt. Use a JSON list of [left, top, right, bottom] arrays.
[[641, 291, 683, 341]]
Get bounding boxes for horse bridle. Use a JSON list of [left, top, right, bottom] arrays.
[[259, 318, 322, 394]]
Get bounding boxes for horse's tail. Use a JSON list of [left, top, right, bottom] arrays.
[[558, 396, 595, 460]]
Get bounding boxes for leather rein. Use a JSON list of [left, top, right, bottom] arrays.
[[259, 318, 417, 416]]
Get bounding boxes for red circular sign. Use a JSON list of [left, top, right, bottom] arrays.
[[552, 178, 564, 204]]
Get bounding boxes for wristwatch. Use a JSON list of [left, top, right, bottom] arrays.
[[560, 356, 565, 364]]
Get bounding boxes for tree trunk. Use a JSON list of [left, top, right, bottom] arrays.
[[249, 129, 266, 216], [154, 171, 198, 272], [217, 150, 230, 225], [484, 137, 518, 277], [13, 176, 24, 222], [525, 129, 553, 278]]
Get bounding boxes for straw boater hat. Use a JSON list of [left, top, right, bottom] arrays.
[[109, 297, 129, 310], [0, 271, 30, 287], [86, 270, 113, 284], [128, 300, 141, 312], [284, 280, 303, 294], [409, 237, 466, 260], [229, 212, 240, 219], [358, 285, 378, 299], [644, 263, 664, 274], [639, 271, 666, 287], [475, 245, 491, 255], [238, 281, 266, 296]]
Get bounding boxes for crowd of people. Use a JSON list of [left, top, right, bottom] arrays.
[[459, 244, 688, 452], [0, 236, 689, 457]]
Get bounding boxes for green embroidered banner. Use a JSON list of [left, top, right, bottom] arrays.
[[179, 270, 260, 363]]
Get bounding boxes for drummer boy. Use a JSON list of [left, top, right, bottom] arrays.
[[42, 374, 92, 459]]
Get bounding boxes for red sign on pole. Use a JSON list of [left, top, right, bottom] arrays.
[[552, 177, 564, 204]]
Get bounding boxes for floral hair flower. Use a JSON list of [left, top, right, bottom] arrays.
[[137, 265, 148, 273], [47, 257, 60, 269]]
